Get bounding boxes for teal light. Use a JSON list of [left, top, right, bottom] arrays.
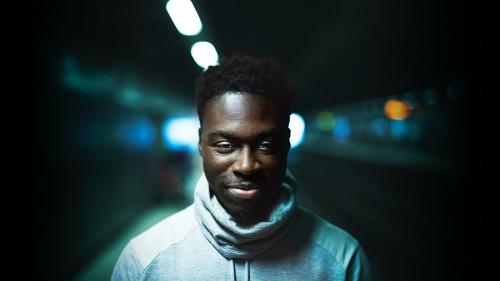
[[63, 56, 114, 95], [289, 113, 305, 148], [119, 88, 141, 107]]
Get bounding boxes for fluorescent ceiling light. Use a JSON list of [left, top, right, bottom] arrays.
[[190, 41, 219, 69], [166, 0, 202, 36]]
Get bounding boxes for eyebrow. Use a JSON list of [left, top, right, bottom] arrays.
[[208, 128, 281, 141]]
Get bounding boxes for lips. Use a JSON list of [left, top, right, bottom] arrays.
[[225, 183, 262, 199], [227, 187, 260, 199]]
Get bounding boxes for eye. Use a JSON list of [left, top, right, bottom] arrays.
[[214, 142, 235, 153], [257, 141, 276, 152]]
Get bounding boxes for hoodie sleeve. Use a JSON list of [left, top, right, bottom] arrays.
[[346, 245, 371, 281], [111, 242, 144, 281]]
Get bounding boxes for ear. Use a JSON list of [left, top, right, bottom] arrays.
[[198, 127, 203, 155]]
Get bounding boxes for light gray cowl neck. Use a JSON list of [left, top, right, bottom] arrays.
[[111, 172, 371, 281]]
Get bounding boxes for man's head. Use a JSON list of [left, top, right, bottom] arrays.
[[196, 54, 296, 225]]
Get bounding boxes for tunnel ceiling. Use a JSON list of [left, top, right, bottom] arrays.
[[31, 0, 470, 112]]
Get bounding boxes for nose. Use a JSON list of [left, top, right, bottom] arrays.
[[233, 145, 260, 175]]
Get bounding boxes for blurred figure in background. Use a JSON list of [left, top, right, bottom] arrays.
[[112, 54, 370, 280], [156, 151, 192, 201]]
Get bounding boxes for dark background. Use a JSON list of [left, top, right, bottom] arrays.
[[18, 0, 488, 280]]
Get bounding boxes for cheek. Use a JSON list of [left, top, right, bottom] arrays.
[[260, 156, 287, 177], [203, 153, 234, 177]]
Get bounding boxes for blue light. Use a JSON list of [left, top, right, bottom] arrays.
[[115, 119, 155, 149], [332, 117, 351, 143], [289, 113, 306, 148], [390, 120, 407, 140], [162, 116, 200, 152]]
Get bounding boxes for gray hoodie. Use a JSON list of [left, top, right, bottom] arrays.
[[112, 173, 370, 280]]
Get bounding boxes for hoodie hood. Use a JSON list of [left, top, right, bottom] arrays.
[[194, 170, 299, 260]]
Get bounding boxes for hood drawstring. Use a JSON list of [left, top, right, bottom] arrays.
[[228, 259, 250, 281], [229, 259, 235, 281], [244, 260, 250, 281]]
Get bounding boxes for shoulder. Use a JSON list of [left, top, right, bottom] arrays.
[[130, 204, 197, 267], [112, 204, 197, 279], [296, 207, 363, 270]]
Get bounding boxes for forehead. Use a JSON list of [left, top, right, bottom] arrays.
[[202, 93, 286, 134]]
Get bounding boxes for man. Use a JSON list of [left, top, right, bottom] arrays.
[[112, 54, 370, 280]]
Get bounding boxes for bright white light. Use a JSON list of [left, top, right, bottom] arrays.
[[289, 113, 305, 148], [162, 116, 200, 152], [166, 0, 202, 36], [190, 41, 219, 69]]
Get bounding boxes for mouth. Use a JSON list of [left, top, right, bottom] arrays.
[[225, 183, 262, 199]]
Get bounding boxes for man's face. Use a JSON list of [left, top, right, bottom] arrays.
[[198, 93, 290, 224]]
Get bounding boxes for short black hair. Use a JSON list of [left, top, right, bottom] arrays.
[[195, 54, 296, 125]]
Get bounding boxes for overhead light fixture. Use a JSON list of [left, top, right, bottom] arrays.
[[166, 0, 203, 36], [190, 41, 219, 69]]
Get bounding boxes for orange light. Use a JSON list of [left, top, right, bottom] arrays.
[[384, 99, 410, 120]]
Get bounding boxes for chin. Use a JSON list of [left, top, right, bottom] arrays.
[[223, 198, 264, 224], [232, 210, 261, 225], [223, 204, 263, 225]]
